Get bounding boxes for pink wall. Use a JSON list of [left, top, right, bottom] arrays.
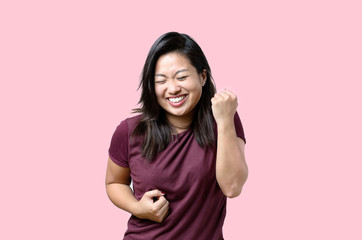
[[1, 0, 361, 239]]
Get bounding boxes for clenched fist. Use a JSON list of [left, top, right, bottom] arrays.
[[133, 189, 169, 223], [211, 89, 238, 125]]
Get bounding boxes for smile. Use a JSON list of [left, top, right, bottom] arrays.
[[167, 95, 188, 107], [168, 95, 186, 103]]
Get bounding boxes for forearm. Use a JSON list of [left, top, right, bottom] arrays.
[[106, 183, 139, 215], [216, 119, 248, 198]]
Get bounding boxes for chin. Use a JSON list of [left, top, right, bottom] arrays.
[[166, 108, 188, 117]]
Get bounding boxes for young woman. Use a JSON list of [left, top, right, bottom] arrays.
[[106, 32, 248, 239]]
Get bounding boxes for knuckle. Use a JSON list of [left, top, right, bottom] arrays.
[[151, 207, 157, 214]]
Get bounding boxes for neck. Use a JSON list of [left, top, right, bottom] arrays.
[[166, 111, 194, 133]]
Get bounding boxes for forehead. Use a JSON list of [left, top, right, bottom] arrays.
[[155, 52, 194, 74]]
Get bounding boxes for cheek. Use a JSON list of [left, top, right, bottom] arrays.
[[155, 86, 165, 102], [185, 79, 202, 92], [189, 84, 203, 97]]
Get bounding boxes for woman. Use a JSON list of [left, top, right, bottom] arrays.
[[106, 32, 248, 239]]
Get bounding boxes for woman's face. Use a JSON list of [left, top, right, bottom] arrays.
[[154, 52, 206, 123]]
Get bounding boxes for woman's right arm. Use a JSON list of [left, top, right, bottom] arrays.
[[105, 158, 169, 223]]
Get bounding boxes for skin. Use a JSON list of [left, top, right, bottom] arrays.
[[212, 89, 248, 197], [105, 51, 248, 224], [154, 52, 206, 132], [106, 159, 169, 223]]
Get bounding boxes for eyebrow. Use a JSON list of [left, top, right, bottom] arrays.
[[155, 69, 189, 77]]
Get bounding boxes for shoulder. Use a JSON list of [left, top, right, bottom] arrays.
[[124, 114, 142, 132], [111, 114, 142, 140], [213, 111, 246, 143], [233, 111, 246, 143], [116, 114, 142, 133], [109, 116, 143, 167]]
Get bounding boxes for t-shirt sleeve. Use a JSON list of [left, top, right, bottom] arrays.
[[108, 120, 129, 168], [234, 111, 246, 144]]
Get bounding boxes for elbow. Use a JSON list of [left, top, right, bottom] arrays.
[[223, 186, 243, 198], [219, 168, 248, 198], [222, 175, 248, 198]]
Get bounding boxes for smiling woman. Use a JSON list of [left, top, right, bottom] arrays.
[[132, 32, 218, 160], [154, 52, 206, 133], [106, 32, 248, 240]]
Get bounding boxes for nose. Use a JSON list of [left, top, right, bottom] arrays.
[[167, 79, 181, 94]]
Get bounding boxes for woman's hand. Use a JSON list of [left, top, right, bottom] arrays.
[[211, 89, 238, 125], [133, 189, 169, 223]]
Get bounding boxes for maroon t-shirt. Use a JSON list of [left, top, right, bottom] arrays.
[[108, 112, 246, 240]]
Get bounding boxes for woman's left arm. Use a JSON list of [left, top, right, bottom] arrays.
[[211, 89, 248, 198]]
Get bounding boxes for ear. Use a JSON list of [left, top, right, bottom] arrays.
[[200, 69, 207, 86]]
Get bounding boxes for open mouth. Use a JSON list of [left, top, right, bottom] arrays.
[[168, 95, 186, 103], [167, 95, 188, 106]]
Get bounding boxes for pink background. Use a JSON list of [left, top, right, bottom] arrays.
[[1, 0, 361, 239]]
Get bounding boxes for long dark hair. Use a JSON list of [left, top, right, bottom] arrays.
[[133, 32, 216, 160]]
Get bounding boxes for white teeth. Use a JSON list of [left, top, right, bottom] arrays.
[[168, 96, 185, 103]]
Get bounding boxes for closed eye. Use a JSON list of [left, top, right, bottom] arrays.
[[155, 80, 166, 84], [177, 76, 188, 80]]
